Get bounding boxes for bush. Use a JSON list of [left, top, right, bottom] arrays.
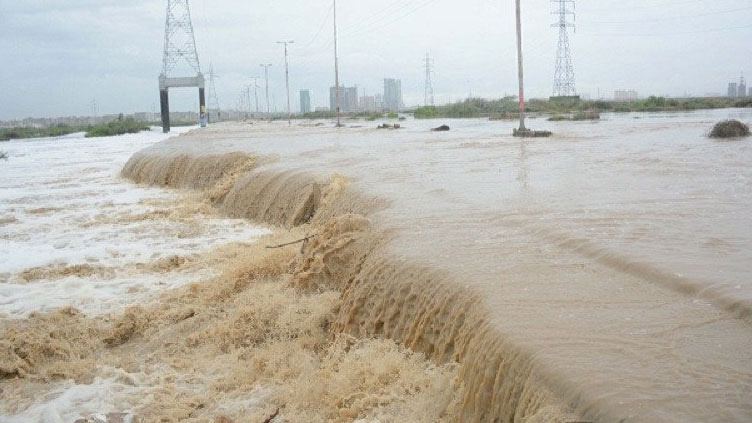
[[572, 111, 600, 121], [85, 118, 150, 138], [709, 120, 750, 139], [414, 106, 438, 119]]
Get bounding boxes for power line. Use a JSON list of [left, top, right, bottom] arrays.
[[341, 0, 440, 40], [589, 6, 752, 24], [303, 4, 334, 49], [582, 23, 752, 37]]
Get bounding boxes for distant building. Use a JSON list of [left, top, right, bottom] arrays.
[[614, 90, 638, 102], [738, 75, 747, 98], [329, 86, 358, 113], [383, 78, 403, 111], [728, 82, 738, 98], [359, 95, 376, 111], [300, 90, 311, 114]]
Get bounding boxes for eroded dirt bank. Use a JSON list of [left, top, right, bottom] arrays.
[[115, 150, 578, 422]]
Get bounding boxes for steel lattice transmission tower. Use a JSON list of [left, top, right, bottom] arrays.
[[424, 53, 435, 107], [207, 64, 221, 123], [159, 0, 206, 132], [551, 0, 576, 98]]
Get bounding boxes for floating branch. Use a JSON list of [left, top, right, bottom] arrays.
[[266, 235, 316, 249], [261, 409, 280, 423]]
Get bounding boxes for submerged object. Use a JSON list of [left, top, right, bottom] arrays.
[[431, 125, 450, 132]]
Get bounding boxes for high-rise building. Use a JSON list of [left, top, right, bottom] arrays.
[[738, 75, 747, 98], [300, 90, 311, 114], [614, 90, 638, 102], [359, 95, 376, 111], [383, 79, 403, 111], [330, 86, 358, 113], [728, 82, 738, 98]]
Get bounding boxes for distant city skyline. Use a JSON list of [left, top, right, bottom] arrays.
[[1, 0, 751, 120]]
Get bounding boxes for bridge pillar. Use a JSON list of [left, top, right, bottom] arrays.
[[160, 89, 170, 133], [199, 87, 207, 128]]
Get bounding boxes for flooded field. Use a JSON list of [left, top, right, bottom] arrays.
[[1, 109, 751, 422]]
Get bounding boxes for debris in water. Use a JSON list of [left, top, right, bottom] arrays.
[[431, 124, 451, 132], [709, 119, 750, 139]]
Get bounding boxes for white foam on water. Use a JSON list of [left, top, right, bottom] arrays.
[[0, 128, 270, 317], [1, 365, 271, 423]]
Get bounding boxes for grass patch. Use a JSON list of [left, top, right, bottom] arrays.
[[0, 124, 88, 141], [709, 120, 750, 139], [85, 118, 151, 138], [413, 96, 750, 119]]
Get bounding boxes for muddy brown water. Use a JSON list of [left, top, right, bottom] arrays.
[[123, 110, 752, 423]]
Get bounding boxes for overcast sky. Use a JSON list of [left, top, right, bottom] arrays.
[[1, 0, 750, 120]]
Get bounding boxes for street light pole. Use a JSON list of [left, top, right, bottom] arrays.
[[260, 64, 272, 120], [251, 76, 260, 119], [333, 0, 342, 127], [277, 40, 294, 126]]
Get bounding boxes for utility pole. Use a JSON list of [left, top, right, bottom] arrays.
[[513, 0, 550, 138], [245, 85, 252, 116], [552, 0, 576, 97], [277, 40, 295, 126], [515, 0, 526, 132], [251, 76, 260, 118], [260, 64, 272, 119], [333, 0, 342, 127], [424, 53, 435, 107]]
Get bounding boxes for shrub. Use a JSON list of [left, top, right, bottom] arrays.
[[709, 120, 750, 139], [414, 106, 438, 119], [85, 118, 150, 138]]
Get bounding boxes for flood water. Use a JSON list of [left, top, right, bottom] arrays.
[[140, 109, 752, 422], [0, 128, 269, 318]]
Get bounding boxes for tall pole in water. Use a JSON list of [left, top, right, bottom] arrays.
[[515, 0, 526, 133], [260, 64, 272, 119], [277, 40, 294, 126], [251, 76, 260, 118], [333, 0, 342, 127]]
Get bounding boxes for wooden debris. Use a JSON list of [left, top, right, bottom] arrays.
[[266, 235, 316, 249]]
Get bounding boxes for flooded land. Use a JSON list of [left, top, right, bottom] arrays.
[[1, 109, 751, 422]]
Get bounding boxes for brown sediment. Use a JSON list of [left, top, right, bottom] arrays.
[[116, 151, 581, 422], [16, 264, 113, 283], [26, 207, 62, 215], [0, 215, 18, 226]]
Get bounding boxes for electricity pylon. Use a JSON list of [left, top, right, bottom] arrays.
[[552, 0, 576, 97], [424, 53, 435, 107], [159, 0, 206, 132], [207, 63, 221, 123]]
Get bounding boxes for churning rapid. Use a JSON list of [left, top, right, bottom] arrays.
[[2, 109, 752, 422]]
